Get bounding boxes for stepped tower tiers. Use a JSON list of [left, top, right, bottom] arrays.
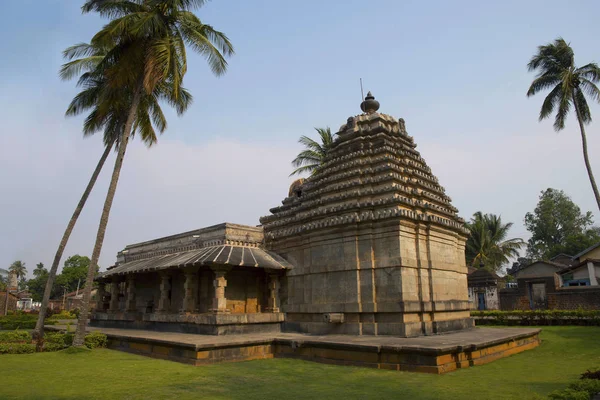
[[260, 93, 472, 337]]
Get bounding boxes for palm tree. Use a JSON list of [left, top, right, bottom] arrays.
[[33, 263, 47, 278], [70, 0, 234, 347], [9, 261, 27, 281], [527, 38, 600, 212], [290, 127, 335, 176], [33, 42, 188, 346], [465, 212, 525, 272]]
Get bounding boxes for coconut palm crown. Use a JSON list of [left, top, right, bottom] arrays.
[[290, 127, 335, 176], [9, 261, 27, 280], [527, 38, 600, 211], [465, 212, 525, 272], [67, 0, 234, 347]]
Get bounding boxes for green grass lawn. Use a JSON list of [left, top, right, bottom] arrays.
[[1, 326, 598, 400]]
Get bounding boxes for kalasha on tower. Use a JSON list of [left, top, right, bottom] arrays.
[[260, 92, 472, 337]]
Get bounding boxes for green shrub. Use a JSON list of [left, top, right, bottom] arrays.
[[0, 330, 32, 343], [568, 379, 600, 395], [44, 332, 73, 347], [0, 314, 56, 330], [547, 388, 590, 400], [581, 368, 600, 380], [0, 343, 35, 354], [84, 332, 107, 349], [471, 310, 600, 326], [43, 343, 65, 353], [48, 310, 77, 320]]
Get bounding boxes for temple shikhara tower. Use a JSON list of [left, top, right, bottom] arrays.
[[260, 93, 472, 337]]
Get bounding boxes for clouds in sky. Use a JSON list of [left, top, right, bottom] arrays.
[[2, 0, 600, 276]]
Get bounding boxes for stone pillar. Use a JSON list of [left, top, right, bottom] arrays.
[[266, 273, 281, 313], [157, 272, 171, 312], [125, 275, 137, 312], [210, 267, 230, 314], [587, 261, 598, 286], [109, 278, 120, 312], [181, 269, 199, 313], [96, 282, 107, 311]]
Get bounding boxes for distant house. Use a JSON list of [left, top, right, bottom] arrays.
[[467, 268, 505, 310], [498, 242, 600, 310], [48, 289, 97, 312], [557, 243, 600, 287], [0, 292, 18, 315]]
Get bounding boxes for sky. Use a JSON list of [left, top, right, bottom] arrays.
[[1, 0, 600, 277]]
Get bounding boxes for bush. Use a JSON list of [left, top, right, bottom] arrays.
[[0, 343, 35, 354], [0, 330, 32, 343], [84, 332, 107, 349], [43, 343, 65, 353], [44, 332, 74, 348], [581, 368, 600, 380], [471, 310, 600, 326], [0, 314, 38, 330], [48, 310, 77, 320], [568, 379, 600, 396]]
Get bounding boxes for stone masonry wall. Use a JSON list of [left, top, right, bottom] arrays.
[[547, 288, 600, 310]]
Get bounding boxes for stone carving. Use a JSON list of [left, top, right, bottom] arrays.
[[398, 118, 406, 134]]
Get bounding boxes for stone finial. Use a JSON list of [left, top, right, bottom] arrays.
[[360, 91, 380, 114]]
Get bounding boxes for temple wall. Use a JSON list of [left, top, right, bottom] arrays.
[[225, 268, 267, 313], [272, 221, 471, 337], [134, 272, 161, 312]]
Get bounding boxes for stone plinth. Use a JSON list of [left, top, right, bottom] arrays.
[[90, 311, 285, 335], [56, 325, 541, 374]]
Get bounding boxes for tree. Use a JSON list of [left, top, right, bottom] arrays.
[[506, 257, 532, 276], [70, 0, 234, 347], [465, 212, 525, 272], [527, 38, 600, 212], [290, 127, 335, 176], [33, 41, 177, 345], [33, 263, 47, 278], [9, 261, 27, 281], [54, 255, 98, 296], [525, 188, 600, 260]]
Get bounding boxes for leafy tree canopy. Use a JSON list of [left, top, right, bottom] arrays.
[[52, 255, 99, 298], [525, 188, 600, 260]]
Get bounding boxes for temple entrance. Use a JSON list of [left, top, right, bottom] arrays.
[[529, 283, 547, 310], [477, 292, 486, 310]]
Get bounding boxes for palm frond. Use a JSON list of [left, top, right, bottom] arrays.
[[554, 89, 572, 131], [574, 87, 592, 124], [579, 78, 600, 103]]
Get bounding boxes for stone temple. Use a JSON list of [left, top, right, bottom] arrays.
[[260, 92, 472, 337], [88, 94, 539, 371]]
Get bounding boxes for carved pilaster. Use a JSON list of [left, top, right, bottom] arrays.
[[157, 272, 171, 312], [96, 282, 107, 311], [266, 273, 281, 313], [109, 278, 120, 312], [125, 275, 137, 312], [181, 269, 198, 313], [210, 267, 230, 314]]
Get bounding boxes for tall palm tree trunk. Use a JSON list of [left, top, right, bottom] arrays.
[[33, 139, 115, 350], [573, 90, 600, 212], [73, 86, 142, 347]]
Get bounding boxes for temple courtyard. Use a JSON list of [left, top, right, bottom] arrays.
[[1, 326, 598, 400]]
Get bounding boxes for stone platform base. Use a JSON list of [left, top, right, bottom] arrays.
[[90, 312, 284, 335], [49, 325, 541, 374]]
